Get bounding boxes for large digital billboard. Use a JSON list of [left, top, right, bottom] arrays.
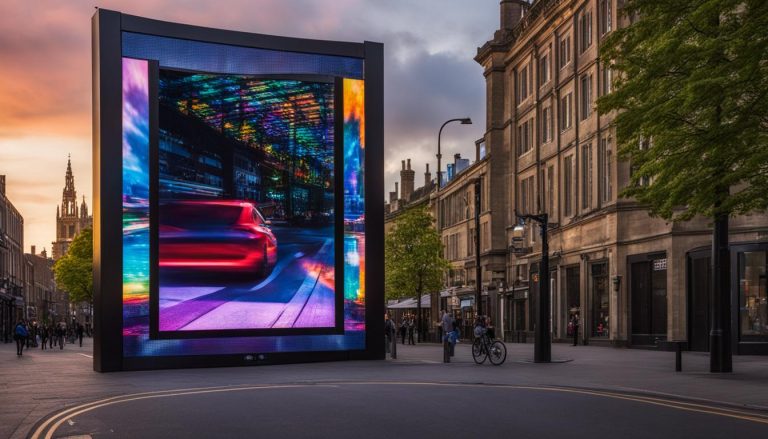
[[94, 10, 383, 371]]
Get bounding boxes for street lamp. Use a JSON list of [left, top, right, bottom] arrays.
[[436, 118, 472, 192], [433, 117, 472, 342], [514, 210, 558, 363]]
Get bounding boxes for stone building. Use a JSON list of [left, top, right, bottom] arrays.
[[52, 156, 92, 261], [24, 247, 59, 324], [0, 175, 25, 342], [476, 0, 768, 353]]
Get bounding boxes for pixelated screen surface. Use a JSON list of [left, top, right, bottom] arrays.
[[121, 34, 365, 357]]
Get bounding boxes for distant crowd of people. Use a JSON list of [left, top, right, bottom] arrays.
[[13, 320, 88, 357]]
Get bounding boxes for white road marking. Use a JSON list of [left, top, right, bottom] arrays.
[[78, 354, 93, 359]]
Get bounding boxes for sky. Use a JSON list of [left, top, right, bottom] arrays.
[[0, 0, 499, 254]]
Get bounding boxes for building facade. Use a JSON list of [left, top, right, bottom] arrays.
[[52, 157, 92, 261], [0, 175, 25, 342], [476, 0, 768, 353], [24, 247, 59, 324]]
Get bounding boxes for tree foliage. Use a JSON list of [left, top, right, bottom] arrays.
[[385, 207, 448, 302], [598, 0, 768, 220], [54, 227, 93, 304]]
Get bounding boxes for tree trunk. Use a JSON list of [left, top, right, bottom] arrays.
[[710, 212, 732, 372]]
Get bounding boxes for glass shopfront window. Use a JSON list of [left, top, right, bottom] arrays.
[[591, 262, 609, 337], [739, 251, 768, 341]]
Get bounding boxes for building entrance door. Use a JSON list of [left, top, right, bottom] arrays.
[[630, 256, 668, 346], [565, 266, 580, 338], [688, 252, 711, 352]]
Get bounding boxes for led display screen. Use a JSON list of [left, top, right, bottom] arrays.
[[121, 55, 365, 356], [94, 10, 380, 370], [151, 70, 343, 337]]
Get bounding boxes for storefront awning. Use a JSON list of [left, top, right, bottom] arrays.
[[387, 294, 431, 309]]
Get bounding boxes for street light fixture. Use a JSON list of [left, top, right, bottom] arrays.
[[434, 117, 472, 340], [436, 118, 472, 192]]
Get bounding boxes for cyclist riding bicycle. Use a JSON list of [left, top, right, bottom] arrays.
[[473, 314, 488, 339]]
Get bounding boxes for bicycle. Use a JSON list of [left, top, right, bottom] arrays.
[[471, 327, 507, 365]]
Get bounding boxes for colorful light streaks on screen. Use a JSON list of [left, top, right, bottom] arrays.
[[122, 57, 151, 333], [121, 56, 367, 356]]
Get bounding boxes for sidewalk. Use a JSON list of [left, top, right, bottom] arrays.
[[389, 340, 768, 409], [3, 337, 768, 438]]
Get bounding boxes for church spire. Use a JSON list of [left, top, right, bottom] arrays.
[[62, 153, 77, 217]]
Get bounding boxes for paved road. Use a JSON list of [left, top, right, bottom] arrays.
[[5, 339, 768, 438], [159, 226, 335, 331]]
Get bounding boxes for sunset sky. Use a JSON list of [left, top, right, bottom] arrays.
[[0, 0, 496, 253]]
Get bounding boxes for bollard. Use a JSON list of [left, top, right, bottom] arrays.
[[443, 337, 450, 363], [675, 342, 682, 372], [391, 334, 397, 359]]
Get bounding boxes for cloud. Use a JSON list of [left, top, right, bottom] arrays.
[[0, 0, 499, 248]]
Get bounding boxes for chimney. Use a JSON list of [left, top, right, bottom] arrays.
[[424, 163, 432, 188], [454, 153, 461, 166], [31, 245, 36, 256], [0, 175, 5, 196], [500, 0, 527, 30], [400, 159, 415, 201], [401, 160, 406, 170], [395, 182, 399, 197]]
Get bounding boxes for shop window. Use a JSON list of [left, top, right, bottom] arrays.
[[591, 263, 609, 337], [739, 251, 768, 340]]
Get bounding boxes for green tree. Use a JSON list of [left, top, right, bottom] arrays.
[[385, 207, 448, 341], [54, 227, 93, 305], [598, 0, 768, 371]]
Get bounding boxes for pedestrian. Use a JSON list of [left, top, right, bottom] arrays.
[[77, 323, 85, 347], [40, 325, 48, 350], [441, 311, 455, 361], [407, 315, 415, 345], [56, 323, 65, 350], [384, 313, 395, 355], [487, 317, 496, 340], [571, 314, 580, 346], [48, 324, 55, 349], [14, 320, 28, 356]]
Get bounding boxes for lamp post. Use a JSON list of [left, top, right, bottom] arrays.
[[434, 118, 472, 340], [514, 211, 557, 363]]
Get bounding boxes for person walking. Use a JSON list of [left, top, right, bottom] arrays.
[[40, 325, 48, 351], [48, 324, 55, 349], [76, 323, 85, 347], [14, 320, 28, 356], [384, 313, 395, 355], [407, 315, 416, 345], [56, 323, 65, 350], [399, 316, 407, 344], [571, 314, 580, 346], [441, 311, 455, 362]]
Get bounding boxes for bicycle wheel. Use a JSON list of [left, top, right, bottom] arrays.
[[472, 338, 487, 364], [488, 340, 507, 365]]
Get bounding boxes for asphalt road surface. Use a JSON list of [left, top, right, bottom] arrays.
[[37, 381, 768, 439], [159, 226, 335, 331]]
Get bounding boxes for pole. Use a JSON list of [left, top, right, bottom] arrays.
[[535, 213, 551, 363], [709, 213, 732, 372], [474, 178, 482, 317]]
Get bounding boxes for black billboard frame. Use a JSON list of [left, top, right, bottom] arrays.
[[92, 9, 384, 372]]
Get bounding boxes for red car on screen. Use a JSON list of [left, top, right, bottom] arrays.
[[159, 200, 278, 278]]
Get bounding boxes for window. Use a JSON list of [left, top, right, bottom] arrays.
[[564, 155, 574, 216], [635, 137, 652, 186], [521, 176, 530, 214], [738, 251, 768, 340], [560, 93, 573, 131], [580, 74, 593, 120], [517, 118, 534, 156], [539, 49, 551, 86], [581, 143, 593, 209], [558, 35, 571, 69], [600, 0, 612, 35], [541, 107, 553, 143], [518, 63, 531, 103], [580, 10, 592, 53], [599, 137, 612, 203], [601, 65, 613, 96]]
